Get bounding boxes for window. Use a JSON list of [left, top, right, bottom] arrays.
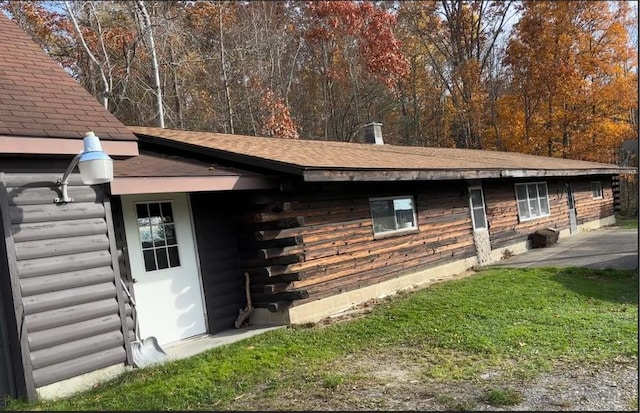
[[515, 182, 550, 221], [370, 196, 417, 236], [591, 181, 603, 199], [135, 201, 181, 272], [469, 187, 487, 230]]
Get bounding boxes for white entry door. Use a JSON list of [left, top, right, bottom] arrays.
[[121, 193, 207, 346]]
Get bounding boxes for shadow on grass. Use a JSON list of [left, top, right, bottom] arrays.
[[550, 267, 638, 304]]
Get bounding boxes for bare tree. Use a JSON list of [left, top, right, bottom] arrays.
[[64, 0, 110, 109], [135, 0, 165, 128]]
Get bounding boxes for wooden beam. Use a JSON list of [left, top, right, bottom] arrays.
[[262, 282, 292, 294], [268, 301, 291, 313]]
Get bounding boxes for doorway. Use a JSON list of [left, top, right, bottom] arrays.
[[121, 193, 207, 346], [566, 183, 577, 234]]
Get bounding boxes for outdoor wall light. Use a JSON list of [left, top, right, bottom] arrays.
[[54, 131, 113, 203]]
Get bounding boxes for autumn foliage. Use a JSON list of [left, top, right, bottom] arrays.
[[500, 1, 637, 162], [1, 0, 637, 161], [260, 88, 299, 139]]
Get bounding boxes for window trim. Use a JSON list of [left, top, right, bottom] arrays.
[[591, 181, 603, 199], [514, 182, 551, 222], [369, 195, 418, 238], [468, 186, 488, 230], [134, 200, 182, 272]]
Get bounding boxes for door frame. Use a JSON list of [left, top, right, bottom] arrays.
[[468, 185, 492, 266], [120, 192, 208, 345], [566, 182, 577, 234]]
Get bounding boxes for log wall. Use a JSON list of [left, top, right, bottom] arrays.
[[572, 177, 615, 225], [189, 192, 247, 333], [236, 182, 477, 312], [484, 177, 615, 251], [0, 160, 127, 397], [484, 179, 569, 250]]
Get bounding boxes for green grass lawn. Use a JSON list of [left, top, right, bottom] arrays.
[[616, 214, 639, 229], [5, 267, 638, 411]]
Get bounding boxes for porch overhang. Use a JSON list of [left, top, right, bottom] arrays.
[[112, 150, 280, 195], [110, 175, 279, 195], [0, 135, 139, 157]]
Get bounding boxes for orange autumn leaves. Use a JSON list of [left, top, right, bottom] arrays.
[[497, 1, 637, 163]]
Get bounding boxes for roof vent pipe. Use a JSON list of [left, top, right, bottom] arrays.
[[362, 122, 384, 145]]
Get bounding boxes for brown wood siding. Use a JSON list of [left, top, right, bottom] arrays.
[[237, 182, 477, 311], [572, 178, 615, 225], [484, 179, 569, 250], [0, 162, 126, 394], [189, 193, 245, 333]]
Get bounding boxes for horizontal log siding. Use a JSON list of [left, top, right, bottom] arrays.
[[2, 169, 125, 389], [106, 196, 134, 353], [572, 178, 615, 225], [238, 182, 476, 310], [484, 179, 569, 250], [189, 193, 245, 333]]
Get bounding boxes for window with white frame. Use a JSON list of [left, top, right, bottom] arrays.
[[469, 187, 487, 230], [591, 181, 603, 199], [135, 201, 181, 272], [515, 182, 550, 221], [369, 196, 417, 235]]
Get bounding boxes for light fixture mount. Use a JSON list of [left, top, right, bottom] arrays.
[[54, 131, 114, 203]]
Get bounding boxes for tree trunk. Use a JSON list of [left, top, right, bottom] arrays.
[[219, 1, 234, 134], [64, 1, 110, 109], [136, 0, 165, 128]]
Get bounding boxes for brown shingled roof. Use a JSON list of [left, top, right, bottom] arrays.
[[130, 126, 630, 182], [0, 14, 135, 141], [114, 150, 267, 178]]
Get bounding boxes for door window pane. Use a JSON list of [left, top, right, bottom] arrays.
[[156, 248, 169, 270], [161, 202, 174, 222], [143, 250, 156, 272], [168, 246, 180, 267], [136, 201, 181, 272]]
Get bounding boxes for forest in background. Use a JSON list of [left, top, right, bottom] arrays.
[[1, 0, 637, 163]]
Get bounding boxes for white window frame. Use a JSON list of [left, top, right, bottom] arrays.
[[369, 195, 418, 237], [591, 181, 603, 199], [468, 186, 488, 230], [515, 182, 551, 222], [134, 200, 182, 272]]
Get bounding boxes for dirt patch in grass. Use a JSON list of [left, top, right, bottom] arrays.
[[228, 279, 638, 412], [228, 349, 638, 411]]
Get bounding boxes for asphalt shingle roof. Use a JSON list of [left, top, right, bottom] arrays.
[[0, 13, 135, 141], [130, 126, 627, 181], [114, 150, 267, 178]]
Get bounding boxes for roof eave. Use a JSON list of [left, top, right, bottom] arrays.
[[302, 168, 635, 182], [110, 175, 280, 195], [135, 133, 305, 176]]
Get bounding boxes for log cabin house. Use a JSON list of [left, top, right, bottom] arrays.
[[0, 12, 633, 404]]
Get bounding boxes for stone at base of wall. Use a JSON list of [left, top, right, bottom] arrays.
[[257, 256, 479, 326], [578, 215, 616, 232], [36, 363, 132, 401]]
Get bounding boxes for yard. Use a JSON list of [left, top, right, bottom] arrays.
[[5, 266, 638, 411]]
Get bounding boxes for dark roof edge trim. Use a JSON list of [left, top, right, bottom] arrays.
[[303, 168, 635, 182]]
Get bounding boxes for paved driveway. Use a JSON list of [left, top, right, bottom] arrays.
[[490, 227, 638, 270]]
